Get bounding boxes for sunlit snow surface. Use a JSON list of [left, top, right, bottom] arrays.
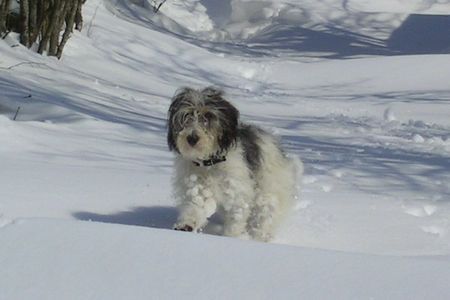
[[1, 0, 450, 298]]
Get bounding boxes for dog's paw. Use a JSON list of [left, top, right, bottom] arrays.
[[249, 229, 273, 242], [174, 224, 194, 232]]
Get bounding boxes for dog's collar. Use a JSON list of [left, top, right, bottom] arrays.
[[193, 155, 227, 167]]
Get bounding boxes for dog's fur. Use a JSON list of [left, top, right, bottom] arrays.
[[167, 87, 301, 241]]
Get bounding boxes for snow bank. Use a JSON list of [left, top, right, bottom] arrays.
[[110, 0, 450, 56], [155, 0, 396, 40], [1, 219, 450, 300], [348, 0, 450, 14], [155, 0, 450, 43], [1, 0, 450, 298]]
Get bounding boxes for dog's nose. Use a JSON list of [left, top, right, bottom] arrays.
[[187, 133, 199, 146]]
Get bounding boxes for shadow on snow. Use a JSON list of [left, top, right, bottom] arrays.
[[73, 206, 178, 229], [72, 206, 224, 235], [107, 0, 450, 59]]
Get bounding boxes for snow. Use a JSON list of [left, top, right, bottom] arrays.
[[1, 0, 450, 298], [348, 0, 450, 14], [2, 219, 450, 300]]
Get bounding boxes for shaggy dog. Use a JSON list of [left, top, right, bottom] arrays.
[[167, 87, 301, 241]]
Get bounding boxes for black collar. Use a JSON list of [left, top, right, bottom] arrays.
[[193, 155, 226, 167]]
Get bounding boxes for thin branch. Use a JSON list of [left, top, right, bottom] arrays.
[[13, 106, 21, 121], [87, 1, 100, 37], [0, 61, 51, 70], [153, 0, 167, 13]]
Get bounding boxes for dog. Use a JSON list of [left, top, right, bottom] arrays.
[[167, 87, 301, 241]]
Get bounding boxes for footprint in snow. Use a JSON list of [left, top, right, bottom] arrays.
[[421, 225, 446, 237], [239, 68, 256, 80], [0, 215, 13, 228], [412, 134, 425, 143], [294, 200, 312, 211], [302, 176, 317, 184], [330, 169, 344, 178], [321, 185, 333, 193], [403, 204, 437, 217], [383, 107, 397, 122]]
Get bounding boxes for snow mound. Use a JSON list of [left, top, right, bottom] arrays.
[[131, 0, 396, 42], [120, 0, 450, 57], [348, 0, 450, 14], [1, 219, 450, 299]]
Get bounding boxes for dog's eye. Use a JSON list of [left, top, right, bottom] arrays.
[[203, 112, 215, 124], [201, 112, 215, 126], [182, 114, 194, 126], [204, 112, 215, 120]]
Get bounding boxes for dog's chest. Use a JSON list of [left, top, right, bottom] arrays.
[[191, 163, 254, 206]]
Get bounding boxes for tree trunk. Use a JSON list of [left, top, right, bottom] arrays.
[[13, 0, 85, 58], [0, 0, 11, 34], [75, 0, 85, 31], [28, 0, 37, 44], [32, 0, 49, 44], [48, 0, 65, 56], [57, 0, 78, 58], [19, 0, 29, 46], [38, 0, 59, 54]]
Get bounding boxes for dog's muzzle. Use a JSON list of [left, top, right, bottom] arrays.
[[187, 132, 199, 146]]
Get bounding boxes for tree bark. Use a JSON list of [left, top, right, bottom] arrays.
[[48, 0, 66, 56], [28, 0, 37, 44], [12, 0, 85, 58], [75, 0, 85, 31], [0, 0, 11, 34], [38, 0, 59, 54], [19, 0, 29, 46], [57, 0, 78, 58]]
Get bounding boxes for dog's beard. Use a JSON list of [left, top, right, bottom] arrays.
[[167, 87, 239, 157], [175, 126, 219, 160]]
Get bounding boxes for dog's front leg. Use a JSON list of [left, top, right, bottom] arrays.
[[221, 180, 252, 238], [174, 177, 217, 232], [222, 204, 250, 238], [174, 198, 216, 232]]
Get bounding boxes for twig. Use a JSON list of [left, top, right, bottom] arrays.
[[153, 0, 167, 13], [0, 62, 50, 70], [1, 30, 11, 39], [13, 106, 21, 121], [87, 2, 100, 37]]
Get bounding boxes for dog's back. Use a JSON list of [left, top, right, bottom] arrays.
[[238, 124, 301, 240]]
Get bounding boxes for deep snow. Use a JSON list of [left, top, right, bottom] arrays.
[[1, 0, 450, 298], [2, 219, 450, 300]]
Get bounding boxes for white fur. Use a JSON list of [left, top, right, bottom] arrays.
[[173, 130, 302, 242]]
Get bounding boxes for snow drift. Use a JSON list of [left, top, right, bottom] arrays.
[[1, 0, 450, 298], [2, 219, 450, 300]]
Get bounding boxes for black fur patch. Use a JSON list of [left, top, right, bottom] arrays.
[[238, 124, 262, 172], [202, 87, 239, 153], [167, 87, 195, 152], [167, 87, 239, 155]]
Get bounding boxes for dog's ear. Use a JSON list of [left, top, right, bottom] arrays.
[[201, 87, 224, 99], [217, 101, 239, 152], [201, 88, 240, 152], [167, 122, 177, 152], [167, 88, 194, 152]]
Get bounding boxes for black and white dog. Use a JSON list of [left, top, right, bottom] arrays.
[[167, 87, 301, 241]]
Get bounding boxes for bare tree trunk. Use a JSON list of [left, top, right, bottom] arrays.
[[31, 0, 49, 44], [28, 0, 37, 43], [48, 0, 65, 56], [75, 0, 85, 31], [19, 0, 29, 46], [38, 0, 59, 54], [0, 0, 11, 34], [12, 0, 85, 58], [57, 0, 79, 58]]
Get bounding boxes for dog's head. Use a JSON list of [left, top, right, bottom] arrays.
[[167, 87, 239, 160]]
